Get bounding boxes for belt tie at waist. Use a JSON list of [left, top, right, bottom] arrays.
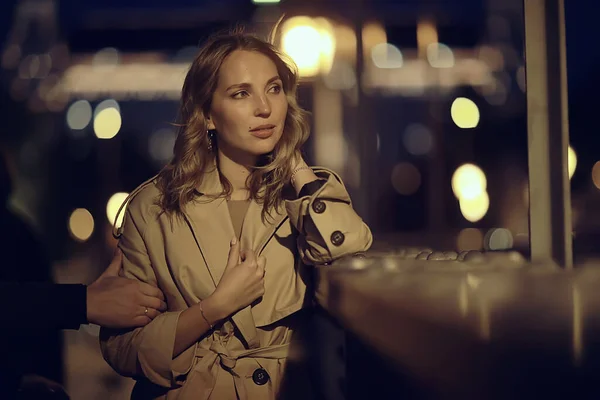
[[177, 338, 289, 400]]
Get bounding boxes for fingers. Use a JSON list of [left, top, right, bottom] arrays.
[[256, 256, 266, 269], [142, 295, 168, 312], [242, 249, 257, 267], [132, 315, 152, 327], [225, 237, 240, 270], [139, 282, 165, 301], [138, 305, 161, 320], [102, 247, 123, 277], [257, 256, 266, 277]]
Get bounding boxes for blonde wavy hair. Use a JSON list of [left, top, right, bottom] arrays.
[[156, 31, 311, 220]]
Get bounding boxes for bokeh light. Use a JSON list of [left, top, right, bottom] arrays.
[[568, 145, 577, 180], [427, 43, 455, 68], [452, 163, 487, 200], [92, 47, 120, 68], [403, 124, 433, 156], [323, 60, 357, 90], [148, 128, 176, 163], [334, 24, 358, 60], [281, 16, 335, 77], [362, 22, 387, 57], [457, 228, 483, 251], [68, 208, 95, 242], [94, 104, 122, 140], [66, 100, 93, 130], [451, 97, 480, 129], [478, 45, 505, 71], [391, 162, 421, 195], [94, 99, 121, 116], [416, 19, 438, 52], [485, 228, 514, 250], [106, 192, 129, 229], [459, 191, 490, 223], [592, 161, 600, 189], [371, 43, 403, 69]]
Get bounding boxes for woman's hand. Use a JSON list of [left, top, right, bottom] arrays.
[[172, 238, 264, 357], [204, 238, 266, 320]]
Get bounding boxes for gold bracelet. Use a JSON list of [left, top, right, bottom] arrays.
[[291, 166, 312, 186], [198, 301, 213, 330]]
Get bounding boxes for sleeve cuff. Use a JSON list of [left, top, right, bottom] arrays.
[[285, 170, 351, 232], [138, 311, 196, 387], [298, 179, 327, 198]]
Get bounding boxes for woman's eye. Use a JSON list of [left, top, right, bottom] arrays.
[[269, 85, 282, 94], [232, 91, 249, 99]]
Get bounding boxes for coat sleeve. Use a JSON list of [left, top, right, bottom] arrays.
[[284, 167, 373, 265], [99, 202, 196, 388]]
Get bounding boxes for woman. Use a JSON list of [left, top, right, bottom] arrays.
[[100, 31, 372, 400]]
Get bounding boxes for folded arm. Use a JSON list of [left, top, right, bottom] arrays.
[[285, 167, 373, 265], [99, 205, 206, 388]]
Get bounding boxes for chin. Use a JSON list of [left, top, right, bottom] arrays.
[[248, 144, 277, 157], [247, 137, 280, 156]]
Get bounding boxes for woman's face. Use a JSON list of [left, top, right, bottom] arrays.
[[206, 50, 289, 163]]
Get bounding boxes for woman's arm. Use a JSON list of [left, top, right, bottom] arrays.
[[100, 199, 200, 388], [101, 192, 263, 387], [174, 238, 267, 357], [285, 164, 373, 265], [172, 295, 225, 357]]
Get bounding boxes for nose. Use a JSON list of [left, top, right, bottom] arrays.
[[254, 95, 271, 118]]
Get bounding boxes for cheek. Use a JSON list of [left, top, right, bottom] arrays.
[[276, 97, 289, 119], [213, 106, 246, 133]]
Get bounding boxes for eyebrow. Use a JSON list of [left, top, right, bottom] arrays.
[[225, 76, 282, 92]]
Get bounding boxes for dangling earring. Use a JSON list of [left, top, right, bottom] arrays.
[[207, 130, 215, 152]]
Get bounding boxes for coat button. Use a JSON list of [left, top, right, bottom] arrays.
[[312, 199, 326, 214], [330, 231, 345, 246], [252, 368, 269, 385]]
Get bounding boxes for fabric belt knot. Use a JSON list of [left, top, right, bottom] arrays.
[[175, 336, 289, 400], [210, 340, 237, 371]]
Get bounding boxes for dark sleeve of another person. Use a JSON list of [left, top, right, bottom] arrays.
[[2, 282, 87, 334]]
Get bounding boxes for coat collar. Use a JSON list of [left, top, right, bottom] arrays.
[[188, 161, 288, 264], [182, 162, 288, 348], [195, 162, 223, 197]]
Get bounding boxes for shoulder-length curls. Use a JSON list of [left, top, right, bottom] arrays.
[[156, 31, 310, 220]]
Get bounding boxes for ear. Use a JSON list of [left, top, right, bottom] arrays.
[[205, 113, 216, 131]]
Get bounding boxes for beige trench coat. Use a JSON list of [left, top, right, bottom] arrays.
[[100, 166, 372, 399]]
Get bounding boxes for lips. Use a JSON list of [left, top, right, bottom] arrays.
[[250, 124, 276, 139]]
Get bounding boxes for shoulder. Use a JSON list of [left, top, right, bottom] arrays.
[[113, 177, 162, 237], [127, 179, 161, 217]]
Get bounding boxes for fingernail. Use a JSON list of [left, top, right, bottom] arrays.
[[231, 237, 237, 245]]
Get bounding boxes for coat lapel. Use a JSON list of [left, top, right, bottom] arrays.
[[181, 164, 287, 349], [235, 199, 287, 348], [182, 164, 235, 289], [183, 197, 235, 288], [240, 194, 288, 256]]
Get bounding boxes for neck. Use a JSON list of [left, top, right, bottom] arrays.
[[217, 146, 256, 197]]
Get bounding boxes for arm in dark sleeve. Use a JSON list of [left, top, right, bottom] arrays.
[[2, 282, 87, 334]]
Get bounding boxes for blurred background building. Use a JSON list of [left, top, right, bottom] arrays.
[[0, 0, 597, 398]]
